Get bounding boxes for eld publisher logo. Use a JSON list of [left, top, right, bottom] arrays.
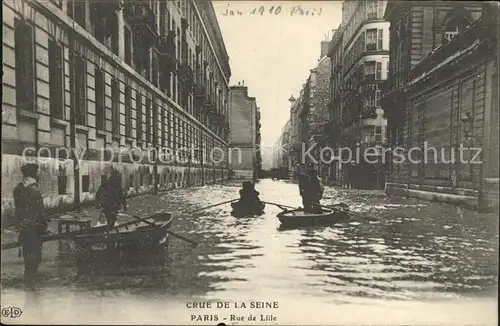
[[2, 306, 23, 319]]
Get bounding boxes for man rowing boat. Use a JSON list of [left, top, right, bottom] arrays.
[[298, 163, 324, 213]]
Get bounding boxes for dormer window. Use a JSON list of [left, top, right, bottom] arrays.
[[444, 25, 460, 42], [441, 6, 472, 44]]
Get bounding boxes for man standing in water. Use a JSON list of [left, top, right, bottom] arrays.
[[96, 169, 128, 227], [299, 163, 324, 213], [13, 163, 47, 289]]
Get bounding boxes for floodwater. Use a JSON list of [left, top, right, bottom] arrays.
[[1, 179, 498, 325]]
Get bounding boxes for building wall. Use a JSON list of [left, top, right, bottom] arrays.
[[1, 0, 230, 221], [228, 86, 258, 178], [327, 0, 391, 190], [383, 1, 498, 209]]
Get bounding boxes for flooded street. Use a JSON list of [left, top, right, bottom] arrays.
[[2, 179, 498, 325]]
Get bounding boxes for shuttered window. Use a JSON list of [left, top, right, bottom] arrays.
[[15, 19, 35, 112], [49, 39, 64, 119], [74, 54, 87, 125], [95, 69, 105, 130], [111, 78, 119, 134]]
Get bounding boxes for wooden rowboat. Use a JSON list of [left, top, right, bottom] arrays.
[[276, 204, 350, 228], [230, 201, 265, 217], [73, 211, 173, 262], [2, 211, 172, 251]]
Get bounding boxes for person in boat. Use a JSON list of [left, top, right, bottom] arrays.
[[238, 181, 261, 210], [299, 163, 324, 213], [96, 169, 128, 227], [13, 163, 47, 290]]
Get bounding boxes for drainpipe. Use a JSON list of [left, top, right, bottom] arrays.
[[201, 131, 205, 185], [69, 6, 80, 210]]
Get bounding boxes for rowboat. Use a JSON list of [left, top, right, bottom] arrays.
[[276, 204, 350, 228], [230, 201, 265, 217], [73, 211, 173, 263]]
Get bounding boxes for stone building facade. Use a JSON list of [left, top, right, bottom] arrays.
[[383, 1, 498, 210], [273, 120, 291, 170], [299, 57, 332, 180], [326, 25, 344, 186], [1, 0, 231, 220], [339, 0, 390, 190], [227, 85, 261, 180]]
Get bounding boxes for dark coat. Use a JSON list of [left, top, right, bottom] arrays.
[[96, 180, 126, 211], [299, 173, 323, 201], [13, 180, 45, 231], [239, 189, 260, 204]]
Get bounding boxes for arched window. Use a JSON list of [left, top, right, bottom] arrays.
[[442, 7, 472, 44]]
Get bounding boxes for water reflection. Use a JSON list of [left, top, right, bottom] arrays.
[[1, 179, 498, 305]]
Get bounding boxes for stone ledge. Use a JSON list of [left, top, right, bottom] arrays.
[[385, 182, 478, 209], [408, 189, 478, 209], [408, 183, 479, 197]]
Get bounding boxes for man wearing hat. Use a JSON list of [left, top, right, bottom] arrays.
[[298, 162, 324, 213], [13, 163, 46, 289]]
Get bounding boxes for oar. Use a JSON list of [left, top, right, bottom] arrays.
[[130, 215, 198, 247], [313, 203, 379, 221], [261, 201, 298, 211], [185, 198, 239, 214]]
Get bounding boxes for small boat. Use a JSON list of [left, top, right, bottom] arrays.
[[73, 211, 173, 263], [276, 204, 350, 228], [230, 201, 265, 217]]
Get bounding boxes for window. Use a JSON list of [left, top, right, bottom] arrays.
[[375, 89, 381, 107], [15, 19, 35, 112], [124, 28, 132, 65], [167, 110, 172, 148], [74, 54, 87, 125], [152, 55, 159, 87], [125, 86, 132, 137], [374, 126, 382, 142], [376, 62, 382, 80], [82, 175, 90, 192], [366, 29, 377, 51], [95, 69, 105, 130], [49, 40, 64, 119], [377, 29, 383, 50], [67, 0, 86, 28], [146, 97, 152, 143], [111, 78, 119, 134], [162, 107, 166, 146], [58, 176, 67, 195], [153, 102, 158, 145], [364, 61, 376, 80], [136, 93, 143, 144]]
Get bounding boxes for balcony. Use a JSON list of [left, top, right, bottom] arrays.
[[158, 33, 177, 71], [123, 2, 158, 47]]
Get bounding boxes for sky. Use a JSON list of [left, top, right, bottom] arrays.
[[213, 1, 342, 168]]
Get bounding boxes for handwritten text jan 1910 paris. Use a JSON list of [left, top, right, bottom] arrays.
[[222, 4, 323, 17]]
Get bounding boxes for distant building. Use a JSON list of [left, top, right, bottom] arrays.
[[273, 120, 291, 169], [228, 85, 261, 180], [327, 25, 345, 186], [339, 0, 390, 190], [382, 1, 498, 210]]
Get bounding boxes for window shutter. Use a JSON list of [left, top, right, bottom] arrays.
[[15, 20, 35, 111], [376, 62, 382, 80], [378, 29, 383, 49]]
